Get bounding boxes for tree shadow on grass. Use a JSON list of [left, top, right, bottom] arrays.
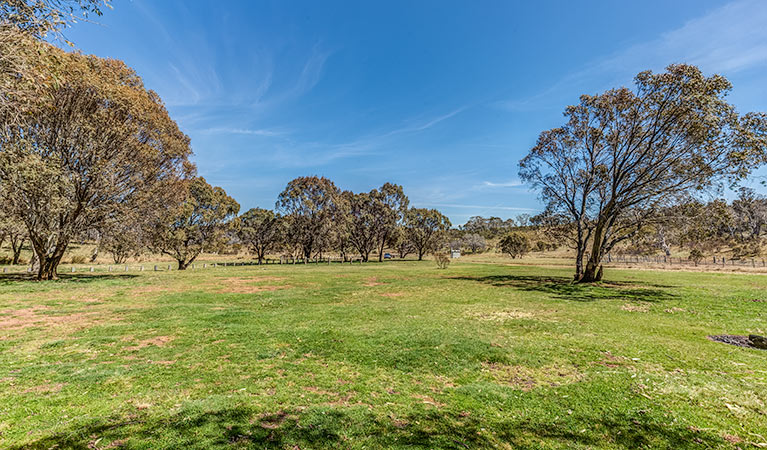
[[449, 275, 675, 303], [10, 406, 725, 449], [0, 273, 139, 286]]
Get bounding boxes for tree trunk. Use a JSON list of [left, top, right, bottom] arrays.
[[579, 223, 606, 283], [377, 239, 386, 262], [37, 256, 62, 280], [11, 238, 24, 265], [36, 246, 66, 281], [177, 259, 189, 270], [417, 248, 424, 260]]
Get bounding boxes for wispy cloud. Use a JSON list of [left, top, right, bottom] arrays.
[[426, 203, 537, 212], [480, 180, 524, 188], [198, 127, 286, 137], [386, 107, 467, 135], [498, 0, 767, 111]]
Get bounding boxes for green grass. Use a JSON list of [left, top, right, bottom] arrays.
[[0, 260, 765, 449]]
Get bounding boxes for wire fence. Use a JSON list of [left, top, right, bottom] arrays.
[[605, 253, 767, 269], [0, 256, 369, 276]]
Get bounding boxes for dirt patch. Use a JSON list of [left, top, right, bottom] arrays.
[[620, 303, 649, 313], [363, 277, 384, 287], [124, 335, 174, 351], [0, 306, 109, 331], [664, 307, 686, 313], [253, 411, 297, 429], [482, 362, 582, 391], [23, 382, 64, 394], [592, 352, 632, 369], [411, 394, 446, 407], [708, 335, 766, 350]]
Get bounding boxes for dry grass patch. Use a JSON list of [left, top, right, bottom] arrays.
[[482, 362, 583, 391], [363, 277, 384, 287], [0, 306, 113, 333], [620, 303, 650, 313], [468, 309, 536, 321], [380, 292, 405, 298], [123, 335, 174, 351], [22, 382, 65, 395]]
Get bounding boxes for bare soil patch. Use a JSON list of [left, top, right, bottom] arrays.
[[0, 306, 110, 332], [363, 277, 385, 287], [124, 335, 174, 351], [22, 382, 64, 394]]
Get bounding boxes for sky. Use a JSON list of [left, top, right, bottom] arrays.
[[63, 0, 767, 225]]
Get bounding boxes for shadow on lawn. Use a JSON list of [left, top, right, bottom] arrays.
[[11, 406, 724, 449], [449, 275, 675, 302], [0, 273, 138, 285]]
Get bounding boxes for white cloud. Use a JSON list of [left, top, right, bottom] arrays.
[[198, 127, 285, 137], [480, 180, 524, 188], [498, 0, 767, 111]]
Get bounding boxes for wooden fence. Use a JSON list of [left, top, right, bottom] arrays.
[[0, 256, 367, 275]]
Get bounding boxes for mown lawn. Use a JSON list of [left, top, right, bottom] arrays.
[[0, 260, 765, 449]]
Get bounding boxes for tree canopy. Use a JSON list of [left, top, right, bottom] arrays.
[[0, 40, 193, 279], [154, 177, 240, 270], [520, 64, 767, 282]]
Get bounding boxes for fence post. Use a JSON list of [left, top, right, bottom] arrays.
[[154, 265, 158, 271], [90, 267, 94, 272], [71, 266, 75, 273], [168, 264, 172, 271], [140, 266, 144, 271], [125, 265, 128, 271], [108, 265, 112, 272]]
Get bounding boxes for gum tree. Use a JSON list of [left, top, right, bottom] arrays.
[[0, 44, 192, 280], [154, 177, 240, 270], [520, 64, 767, 282], [238, 208, 283, 264], [277, 176, 341, 259], [404, 208, 451, 260]]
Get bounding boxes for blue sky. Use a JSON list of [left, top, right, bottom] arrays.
[[65, 0, 767, 225]]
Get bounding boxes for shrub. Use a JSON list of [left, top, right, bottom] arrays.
[[689, 249, 704, 266], [434, 253, 450, 269], [499, 232, 530, 259], [70, 255, 88, 264]]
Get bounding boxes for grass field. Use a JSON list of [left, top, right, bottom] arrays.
[[1, 259, 766, 449]]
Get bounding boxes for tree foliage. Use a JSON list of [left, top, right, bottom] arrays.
[[404, 208, 451, 260], [238, 208, 283, 264], [520, 64, 767, 282], [277, 176, 341, 259], [0, 41, 193, 279], [154, 177, 240, 270], [499, 232, 530, 259]]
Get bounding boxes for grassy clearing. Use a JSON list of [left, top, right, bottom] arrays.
[[0, 260, 765, 449]]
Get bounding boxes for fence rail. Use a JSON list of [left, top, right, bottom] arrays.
[[605, 254, 767, 268], [0, 256, 369, 276]]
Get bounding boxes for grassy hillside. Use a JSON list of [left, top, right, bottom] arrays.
[[1, 260, 765, 448]]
